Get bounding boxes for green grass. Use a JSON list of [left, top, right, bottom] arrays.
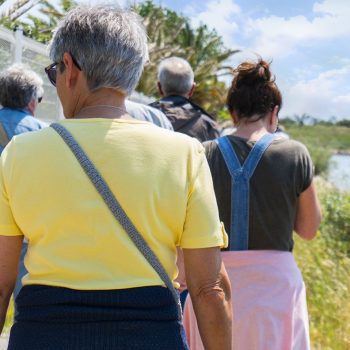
[[283, 124, 350, 153], [294, 178, 350, 349]]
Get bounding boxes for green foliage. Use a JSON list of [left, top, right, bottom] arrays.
[[294, 178, 350, 349], [0, 0, 76, 43], [32, 0, 76, 42], [279, 117, 296, 126], [291, 113, 318, 126], [281, 124, 350, 176], [217, 108, 231, 121], [337, 119, 350, 128], [0, 13, 30, 33]]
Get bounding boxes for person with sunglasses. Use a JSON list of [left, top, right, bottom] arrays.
[[182, 59, 322, 349], [0, 64, 46, 155], [0, 5, 232, 350]]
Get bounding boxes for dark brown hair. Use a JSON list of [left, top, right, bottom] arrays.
[[226, 59, 282, 121]]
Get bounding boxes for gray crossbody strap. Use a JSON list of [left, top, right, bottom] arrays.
[[50, 123, 182, 319]]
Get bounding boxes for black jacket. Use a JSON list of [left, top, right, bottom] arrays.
[[150, 96, 220, 142]]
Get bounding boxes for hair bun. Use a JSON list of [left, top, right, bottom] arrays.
[[258, 66, 265, 78], [226, 57, 282, 117], [257, 60, 271, 81], [233, 59, 272, 88]]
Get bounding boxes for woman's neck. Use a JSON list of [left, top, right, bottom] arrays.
[[73, 88, 131, 120], [233, 116, 274, 141]]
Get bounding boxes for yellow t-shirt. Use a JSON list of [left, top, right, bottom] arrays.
[[0, 118, 227, 290]]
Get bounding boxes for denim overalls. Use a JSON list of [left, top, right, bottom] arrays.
[[216, 133, 276, 250]]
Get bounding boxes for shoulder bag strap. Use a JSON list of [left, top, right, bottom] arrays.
[[50, 123, 182, 320]]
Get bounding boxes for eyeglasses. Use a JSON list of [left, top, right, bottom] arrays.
[[44, 62, 58, 86], [44, 55, 82, 87]]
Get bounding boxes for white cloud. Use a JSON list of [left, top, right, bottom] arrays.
[[313, 0, 350, 16], [186, 0, 350, 119], [246, 0, 350, 57], [189, 0, 241, 45], [281, 66, 350, 119], [189, 0, 350, 57]]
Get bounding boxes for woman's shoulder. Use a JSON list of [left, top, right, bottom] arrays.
[[273, 137, 310, 155]]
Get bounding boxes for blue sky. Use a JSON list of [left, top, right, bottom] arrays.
[[32, 0, 350, 120], [126, 0, 350, 121]]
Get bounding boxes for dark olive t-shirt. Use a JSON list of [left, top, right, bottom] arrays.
[[204, 135, 313, 252]]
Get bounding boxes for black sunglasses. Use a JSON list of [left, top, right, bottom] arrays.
[[38, 96, 43, 103], [44, 55, 82, 87]]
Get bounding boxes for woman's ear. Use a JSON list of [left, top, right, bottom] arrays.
[[272, 105, 279, 118], [62, 52, 80, 89], [271, 105, 279, 128], [230, 110, 239, 125]]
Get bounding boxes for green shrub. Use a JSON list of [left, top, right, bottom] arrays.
[[294, 178, 350, 349], [306, 144, 332, 176]]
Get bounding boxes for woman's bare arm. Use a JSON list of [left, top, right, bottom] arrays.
[[183, 247, 232, 350], [0, 235, 22, 334], [294, 180, 322, 240]]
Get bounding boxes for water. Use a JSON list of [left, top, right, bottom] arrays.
[[328, 154, 350, 191]]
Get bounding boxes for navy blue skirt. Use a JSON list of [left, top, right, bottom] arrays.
[[9, 285, 189, 350]]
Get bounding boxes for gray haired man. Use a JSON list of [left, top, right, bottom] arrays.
[[150, 57, 220, 142]]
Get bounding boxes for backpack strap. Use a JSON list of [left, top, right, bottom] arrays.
[[50, 123, 182, 320], [216, 133, 276, 250]]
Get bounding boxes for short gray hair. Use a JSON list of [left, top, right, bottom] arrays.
[[49, 5, 149, 95], [0, 64, 43, 109], [158, 57, 194, 96]]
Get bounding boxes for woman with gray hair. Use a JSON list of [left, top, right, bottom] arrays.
[[0, 64, 46, 154], [0, 5, 232, 350]]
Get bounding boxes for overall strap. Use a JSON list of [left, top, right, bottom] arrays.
[[50, 123, 182, 320], [216, 133, 276, 250]]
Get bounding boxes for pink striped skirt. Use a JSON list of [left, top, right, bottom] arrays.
[[183, 250, 310, 350]]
